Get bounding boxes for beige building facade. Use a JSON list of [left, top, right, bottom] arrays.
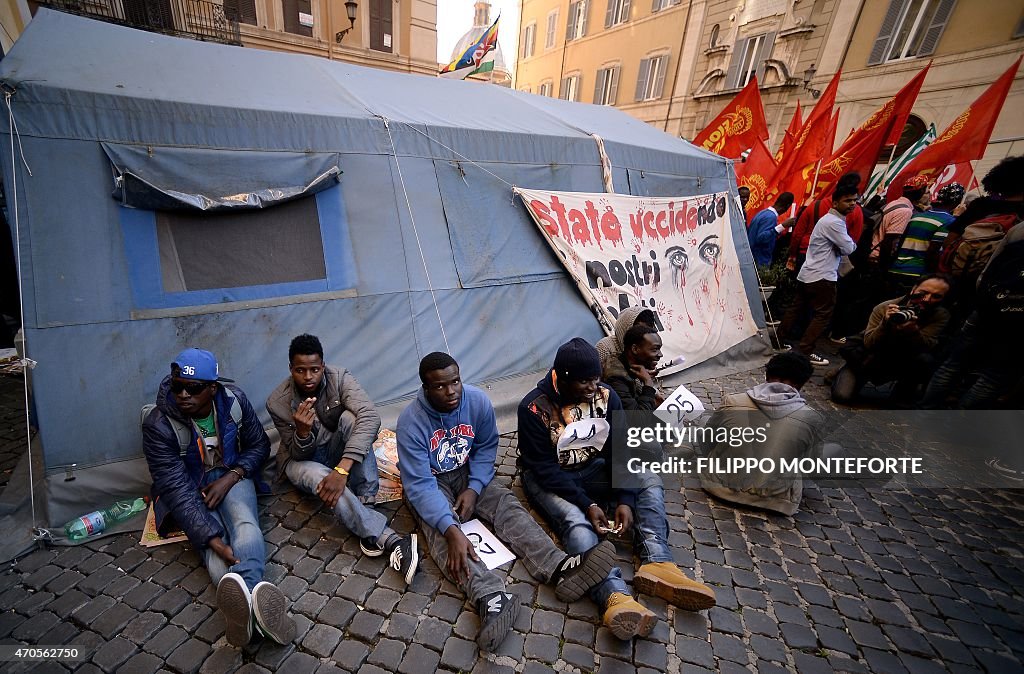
[[515, 0, 1024, 179], [5, 0, 436, 75]]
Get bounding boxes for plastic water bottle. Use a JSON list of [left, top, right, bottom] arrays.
[[63, 497, 148, 541]]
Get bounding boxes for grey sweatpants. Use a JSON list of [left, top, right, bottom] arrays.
[[407, 465, 565, 603]]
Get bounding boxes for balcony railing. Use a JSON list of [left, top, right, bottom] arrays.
[[36, 0, 242, 45]]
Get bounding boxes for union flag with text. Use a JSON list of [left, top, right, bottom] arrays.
[[885, 57, 1020, 201], [692, 77, 769, 159]]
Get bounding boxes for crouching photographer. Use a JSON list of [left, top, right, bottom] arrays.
[[831, 274, 953, 405]]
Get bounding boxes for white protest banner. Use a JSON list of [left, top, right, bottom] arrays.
[[655, 384, 706, 429], [459, 519, 516, 570], [516, 189, 757, 372]]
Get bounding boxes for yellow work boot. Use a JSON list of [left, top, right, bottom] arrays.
[[603, 592, 657, 640], [634, 562, 717, 611]]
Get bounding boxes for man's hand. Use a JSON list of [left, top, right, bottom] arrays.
[[785, 258, 797, 272], [316, 468, 348, 509], [884, 305, 921, 332], [614, 504, 634, 535], [454, 488, 478, 523], [293, 397, 317, 439], [208, 536, 239, 565], [629, 363, 657, 388], [444, 525, 480, 585], [587, 504, 609, 533], [202, 472, 240, 509]]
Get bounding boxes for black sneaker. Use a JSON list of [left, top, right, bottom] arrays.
[[216, 572, 252, 647], [251, 581, 296, 645], [554, 540, 618, 602], [387, 533, 419, 585], [360, 537, 385, 558], [476, 591, 520, 652]]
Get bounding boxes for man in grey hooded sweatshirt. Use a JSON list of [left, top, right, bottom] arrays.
[[699, 352, 823, 516], [595, 307, 657, 372]]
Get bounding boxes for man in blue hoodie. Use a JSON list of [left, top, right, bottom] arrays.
[[700, 352, 824, 515], [519, 338, 716, 641], [142, 348, 295, 648], [397, 352, 617, 653]]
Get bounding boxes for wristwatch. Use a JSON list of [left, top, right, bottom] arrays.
[[334, 465, 349, 477], [229, 467, 245, 480]]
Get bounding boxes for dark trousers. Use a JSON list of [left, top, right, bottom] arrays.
[[781, 279, 837, 355]]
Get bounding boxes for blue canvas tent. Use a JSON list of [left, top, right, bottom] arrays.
[[0, 9, 767, 544]]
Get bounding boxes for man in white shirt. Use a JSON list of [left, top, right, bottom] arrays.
[[780, 184, 859, 366]]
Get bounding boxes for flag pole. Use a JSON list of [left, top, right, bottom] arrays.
[[878, 143, 899, 195], [809, 159, 822, 202]]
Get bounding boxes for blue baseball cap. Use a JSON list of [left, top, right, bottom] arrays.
[[171, 348, 233, 382]]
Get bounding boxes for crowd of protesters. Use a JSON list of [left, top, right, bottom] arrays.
[[745, 155, 1024, 409]]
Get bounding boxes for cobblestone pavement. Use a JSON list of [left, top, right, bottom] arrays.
[[0, 368, 1022, 674]]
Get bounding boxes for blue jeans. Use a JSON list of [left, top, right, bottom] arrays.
[[201, 468, 265, 590], [286, 450, 392, 544]]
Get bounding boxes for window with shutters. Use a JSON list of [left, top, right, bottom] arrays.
[[546, 10, 559, 48], [223, 0, 257, 25], [369, 0, 394, 53], [594, 65, 620, 105], [868, 0, 956, 65], [651, 0, 680, 11], [605, 0, 630, 27], [521, 22, 537, 58], [566, 0, 587, 40], [634, 54, 668, 101], [282, 0, 312, 36], [725, 31, 775, 88], [560, 73, 582, 101], [539, 80, 553, 96]]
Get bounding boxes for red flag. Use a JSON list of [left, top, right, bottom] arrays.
[[692, 76, 769, 158], [826, 108, 840, 156], [736, 137, 778, 214], [774, 101, 802, 165], [813, 64, 931, 199], [886, 56, 1021, 201], [777, 71, 841, 182], [929, 162, 979, 198]]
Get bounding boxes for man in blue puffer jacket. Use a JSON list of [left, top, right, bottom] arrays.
[[142, 348, 295, 648]]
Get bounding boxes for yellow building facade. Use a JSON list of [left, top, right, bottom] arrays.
[[516, 0, 1024, 179], [4, 0, 436, 75]]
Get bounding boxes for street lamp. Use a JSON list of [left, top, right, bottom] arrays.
[[335, 0, 358, 43], [803, 63, 821, 99]]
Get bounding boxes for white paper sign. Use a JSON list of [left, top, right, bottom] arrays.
[[655, 384, 706, 427], [459, 519, 516, 570]]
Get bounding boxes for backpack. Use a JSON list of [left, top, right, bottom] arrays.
[[856, 201, 911, 267], [976, 231, 1024, 324], [141, 396, 242, 456], [940, 213, 1020, 280]]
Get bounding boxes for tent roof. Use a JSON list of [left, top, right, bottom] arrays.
[[0, 9, 719, 165]]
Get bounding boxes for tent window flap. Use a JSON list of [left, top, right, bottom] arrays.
[[102, 143, 342, 212]]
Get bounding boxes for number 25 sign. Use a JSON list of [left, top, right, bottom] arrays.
[[654, 384, 706, 427], [459, 519, 516, 570]]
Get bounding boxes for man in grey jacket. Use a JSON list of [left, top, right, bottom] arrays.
[[266, 334, 417, 583], [700, 352, 824, 516]]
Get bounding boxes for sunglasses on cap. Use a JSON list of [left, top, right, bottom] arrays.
[[170, 380, 213, 395]]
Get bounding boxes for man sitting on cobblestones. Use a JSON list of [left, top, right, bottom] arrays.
[[397, 352, 617, 652], [518, 338, 716, 641], [700, 352, 824, 515], [603, 324, 665, 411], [142, 348, 295, 648], [266, 334, 418, 585]]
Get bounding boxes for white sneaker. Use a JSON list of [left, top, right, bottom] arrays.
[[217, 572, 252, 647], [809, 353, 830, 367]]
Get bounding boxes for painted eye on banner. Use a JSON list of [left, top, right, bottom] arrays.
[[665, 246, 689, 271], [698, 235, 721, 265]]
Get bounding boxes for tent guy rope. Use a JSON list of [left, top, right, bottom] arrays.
[[380, 116, 451, 355]]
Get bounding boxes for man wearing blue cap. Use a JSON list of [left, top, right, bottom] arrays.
[[142, 348, 295, 648]]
